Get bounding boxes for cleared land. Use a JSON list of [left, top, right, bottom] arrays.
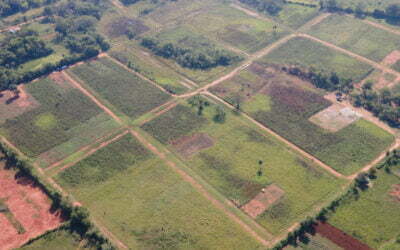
[[68, 57, 171, 120], [0, 76, 120, 168], [306, 14, 400, 63], [210, 64, 394, 175], [142, 99, 344, 234], [257, 36, 373, 82], [0, 158, 64, 249], [328, 167, 400, 249], [55, 134, 265, 249]]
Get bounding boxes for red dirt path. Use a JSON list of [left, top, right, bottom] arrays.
[[315, 222, 371, 250], [0, 165, 63, 250]]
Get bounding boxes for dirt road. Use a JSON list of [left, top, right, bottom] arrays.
[[205, 92, 346, 179], [0, 16, 45, 33]]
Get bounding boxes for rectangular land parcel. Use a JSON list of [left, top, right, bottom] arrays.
[[141, 98, 344, 234], [55, 133, 265, 249]]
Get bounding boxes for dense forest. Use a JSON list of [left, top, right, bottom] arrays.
[[0, 0, 109, 91], [0, 0, 60, 17], [141, 37, 241, 70]]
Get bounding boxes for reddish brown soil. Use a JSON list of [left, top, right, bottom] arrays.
[[382, 50, 400, 66], [389, 184, 400, 202], [170, 133, 214, 158], [0, 86, 39, 122], [315, 222, 372, 250], [241, 184, 284, 218], [0, 164, 63, 250]]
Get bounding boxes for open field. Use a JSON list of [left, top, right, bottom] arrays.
[[56, 133, 265, 249], [328, 168, 400, 249], [211, 64, 394, 175], [19, 229, 90, 250], [109, 42, 193, 95], [68, 57, 171, 120], [257, 36, 373, 82], [180, 3, 290, 54], [306, 14, 400, 62], [0, 76, 120, 167], [142, 98, 344, 234], [0, 157, 64, 249]]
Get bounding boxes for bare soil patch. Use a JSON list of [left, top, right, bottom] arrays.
[[382, 50, 400, 66], [49, 72, 74, 89], [315, 222, 372, 250], [241, 184, 284, 219], [170, 133, 214, 158], [389, 184, 400, 202], [0, 162, 63, 249], [0, 86, 40, 124], [105, 17, 149, 38], [309, 104, 362, 132]]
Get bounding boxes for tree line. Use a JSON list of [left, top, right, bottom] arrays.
[[0, 141, 115, 249], [141, 37, 241, 70], [0, 0, 60, 17], [0, 0, 110, 91], [351, 82, 400, 127]]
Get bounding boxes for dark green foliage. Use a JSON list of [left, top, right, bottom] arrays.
[[351, 83, 400, 127], [213, 106, 226, 123], [59, 134, 150, 187], [0, 0, 60, 17], [239, 0, 285, 16], [141, 104, 208, 144], [141, 37, 241, 70]]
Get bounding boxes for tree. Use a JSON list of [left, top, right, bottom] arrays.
[[386, 4, 400, 19], [213, 106, 226, 123]]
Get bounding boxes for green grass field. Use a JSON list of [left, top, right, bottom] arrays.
[[142, 98, 344, 234], [0, 77, 120, 166], [109, 42, 192, 95], [328, 168, 400, 249], [68, 57, 171, 120], [307, 14, 400, 62], [211, 66, 394, 175], [258, 36, 373, 82], [20, 229, 88, 250], [56, 133, 265, 249], [182, 3, 290, 54], [286, 234, 343, 250]]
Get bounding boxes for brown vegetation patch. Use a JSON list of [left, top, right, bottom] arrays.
[[0, 86, 39, 124], [49, 72, 73, 89], [389, 184, 400, 202], [309, 104, 362, 132], [170, 133, 214, 158], [315, 222, 372, 250], [0, 161, 63, 249], [241, 184, 284, 219], [106, 17, 149, 38], [382, 50, 400, 66]]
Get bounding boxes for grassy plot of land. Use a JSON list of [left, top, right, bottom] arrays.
[[328, 168, 400, 249], [142, 100, 344, 234], [56, 134, 265, 249], [210, 65, 394, 175], [258, 3, 320, 29], [0, 77, 120, 166], [109, 42, 192, 95], [182, 3, 290, 53], [285, 233, 343, 250], [20, 229, 89, 250], [257, 36, 373, 82], [68, 57, 171, 120], [306, 14, 400, 62]]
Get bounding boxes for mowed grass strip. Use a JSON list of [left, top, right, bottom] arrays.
[[0, 78, 114, 158], [56, 134, 265, 249], [211, 67, 394, 175], [258, 36, 373, 82], [328, 168, 400, 249], [307, 14, 400, 62], [142, 100, 344, 234], [69, 57, 171, 119]]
